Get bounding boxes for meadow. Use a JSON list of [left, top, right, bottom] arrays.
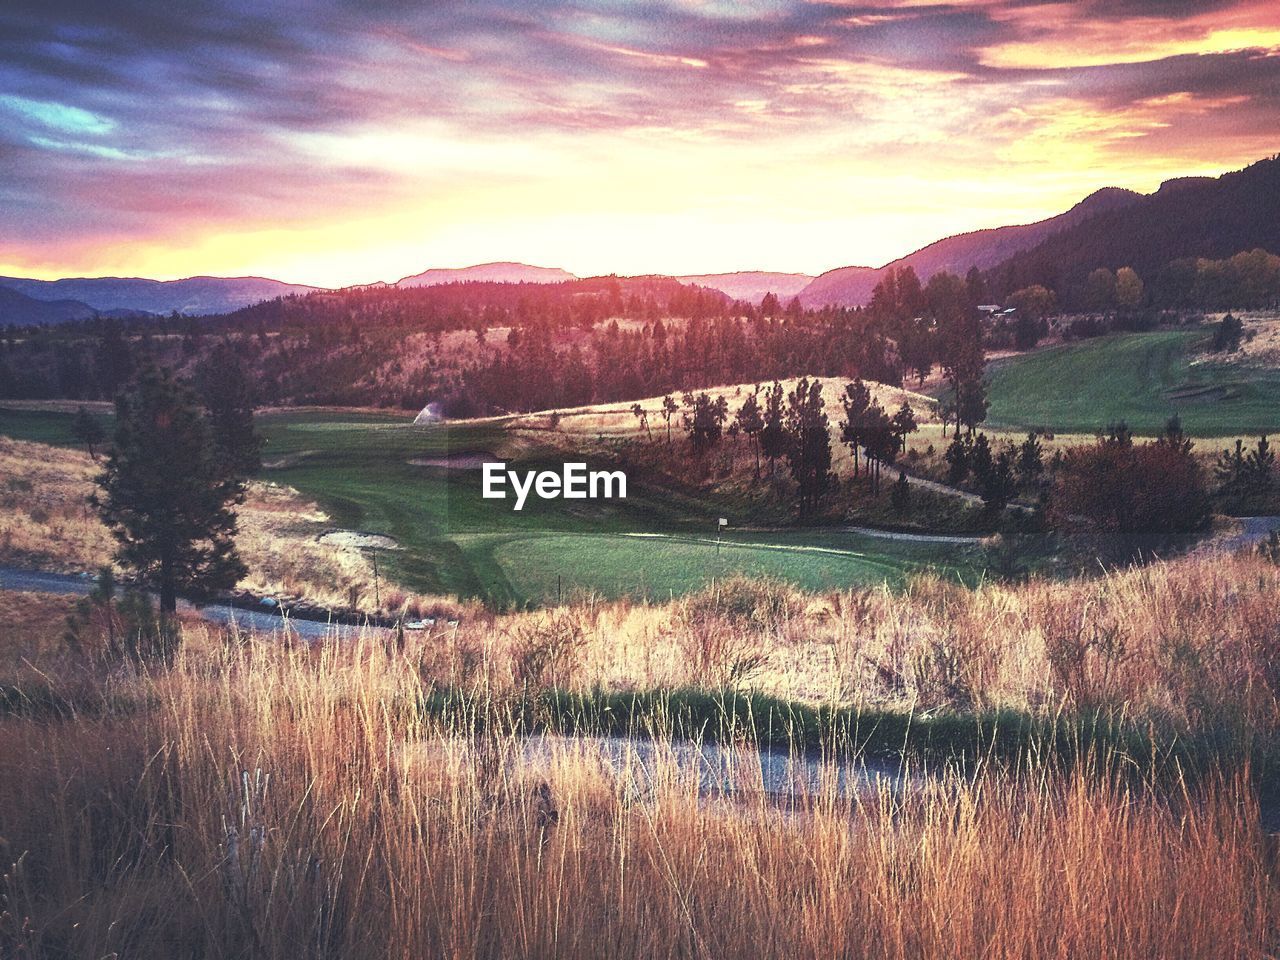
[[2, 551, 1280, 958], [980, 330, 1280, 436]]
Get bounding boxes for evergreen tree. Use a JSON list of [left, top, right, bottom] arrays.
[[193, 342, 262, 478], [1211, 313, 1244, 352], [759, 380, 788, 476], [660, 395, 678, 446], [890, 401, 917, 454], [1016, 431, 1043, 484], [1156, 414, 1193, 455], [93, 368, 248, 615], [1215, 438, 1247, 494], [1245, 435, 1276, 495], [838, 379, 872, 477], [945, 434, 970, 485], [735, 389, 764, 477], [783, 377, 833, 516], [72, 405, 106, 461], [630, 403, 652, 442], [683, 392, 729, 452], [862, 401, 898, 495], [969, 432, 994, 488], [890, 469, 911, 514], [981, 450, 1017, 512]]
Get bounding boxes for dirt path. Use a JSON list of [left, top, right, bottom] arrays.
[[0, 567, 384, 641]]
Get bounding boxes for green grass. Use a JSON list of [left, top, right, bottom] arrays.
[[454, 530, 976, 606], [981, 331, 1280, 436], [1, 404, 979, 605]]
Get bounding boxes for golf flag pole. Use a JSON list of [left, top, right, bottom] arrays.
[[718, 518, 727, 556]]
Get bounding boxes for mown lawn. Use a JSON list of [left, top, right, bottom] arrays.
[[981, 331, 1280, 436]]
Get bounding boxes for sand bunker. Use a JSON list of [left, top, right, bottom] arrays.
[[408, 452, 495, 470], [318, 531, 400, 550]]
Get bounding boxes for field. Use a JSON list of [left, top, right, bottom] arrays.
[[0, 403, 982, 606], [2, 552, 1279, 958], [981, 330, 1280, 436]]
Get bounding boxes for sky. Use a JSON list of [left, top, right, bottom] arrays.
[[1, 0, 1278, 286]]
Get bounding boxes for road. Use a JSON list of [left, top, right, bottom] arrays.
[[0, 567, 386, 641]]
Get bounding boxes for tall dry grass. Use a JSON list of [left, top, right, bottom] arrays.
[[403, 556, 1280, 738], [0, 436, 444, 615], [1, 625, 1276, 959]]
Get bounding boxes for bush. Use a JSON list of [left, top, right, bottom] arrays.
[[1049, 438, 1211, 535]]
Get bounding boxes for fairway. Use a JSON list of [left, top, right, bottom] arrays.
[[982, 331, 1280, 436], [0, 404, 977, 605], [454, 530, 974, 605]]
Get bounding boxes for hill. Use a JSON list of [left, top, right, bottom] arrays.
[[800, 187, 1140, 307], [677, 271, 814, 304], [0, 286, 98, 325], [396, 261, 576, 288], [0, 286, 145, 325], [976, 330, 1280, 436], [0, 274, 319, 316], [987, 156, 1280, 301]]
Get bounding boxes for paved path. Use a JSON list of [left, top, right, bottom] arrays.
[[840, 525, 987, 545], [1193, 516, 1280, 556], [0, 567, 385, 641]]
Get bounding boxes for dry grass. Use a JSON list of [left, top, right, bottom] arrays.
[[0, 436, 441, 615], [0, 612, 1276, 958], [506, 376, 939, 442], [400, 555, 1280, 736], [2, 548, 1280, 956]]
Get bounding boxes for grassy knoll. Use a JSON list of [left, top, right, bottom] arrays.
[[981, 330, 1280, 435], [1, 404, 978, 604]]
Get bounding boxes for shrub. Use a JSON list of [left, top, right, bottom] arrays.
[[1049, 438, 1211, 535]]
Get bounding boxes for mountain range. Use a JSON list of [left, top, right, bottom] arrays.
[[3, 155, 1277, 323], [0, 275, 319, 319], [395, 261, 576, 288], [796, 187, 1142, 307], [676, 272, 814, 303]]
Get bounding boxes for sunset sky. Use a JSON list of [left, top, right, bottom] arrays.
[[1, 0, 1278, 286]]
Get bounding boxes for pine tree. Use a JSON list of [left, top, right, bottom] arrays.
[[945, 435, 970, 484], [1245, 435, 1276, 495], [93, 367, 248, 615], [193, 342, 262, 478], [981, 450, 1017, 512], [735, 389, 764, 477], [890, 469, 911, 514], [72, 405, 106, 461], [969, 433, 994, 488], [1016, 431, 1043, 484], [783, 377, 833, 516], [759, 381, 788, 477], [838, 379, 872, 478], [890, 401, 918, 454]]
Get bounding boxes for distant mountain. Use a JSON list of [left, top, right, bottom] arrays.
[[986, 155, 1280, 298], [799, 187, 1142, 307], [677, 271, 814, 304], [0, 275, 319, 316], [396, 262, 576, 288], [0, 286, 98, 325]]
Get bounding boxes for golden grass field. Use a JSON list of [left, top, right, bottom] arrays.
[[3, 546, 1280, 958], [0, 435, 439, 615]]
